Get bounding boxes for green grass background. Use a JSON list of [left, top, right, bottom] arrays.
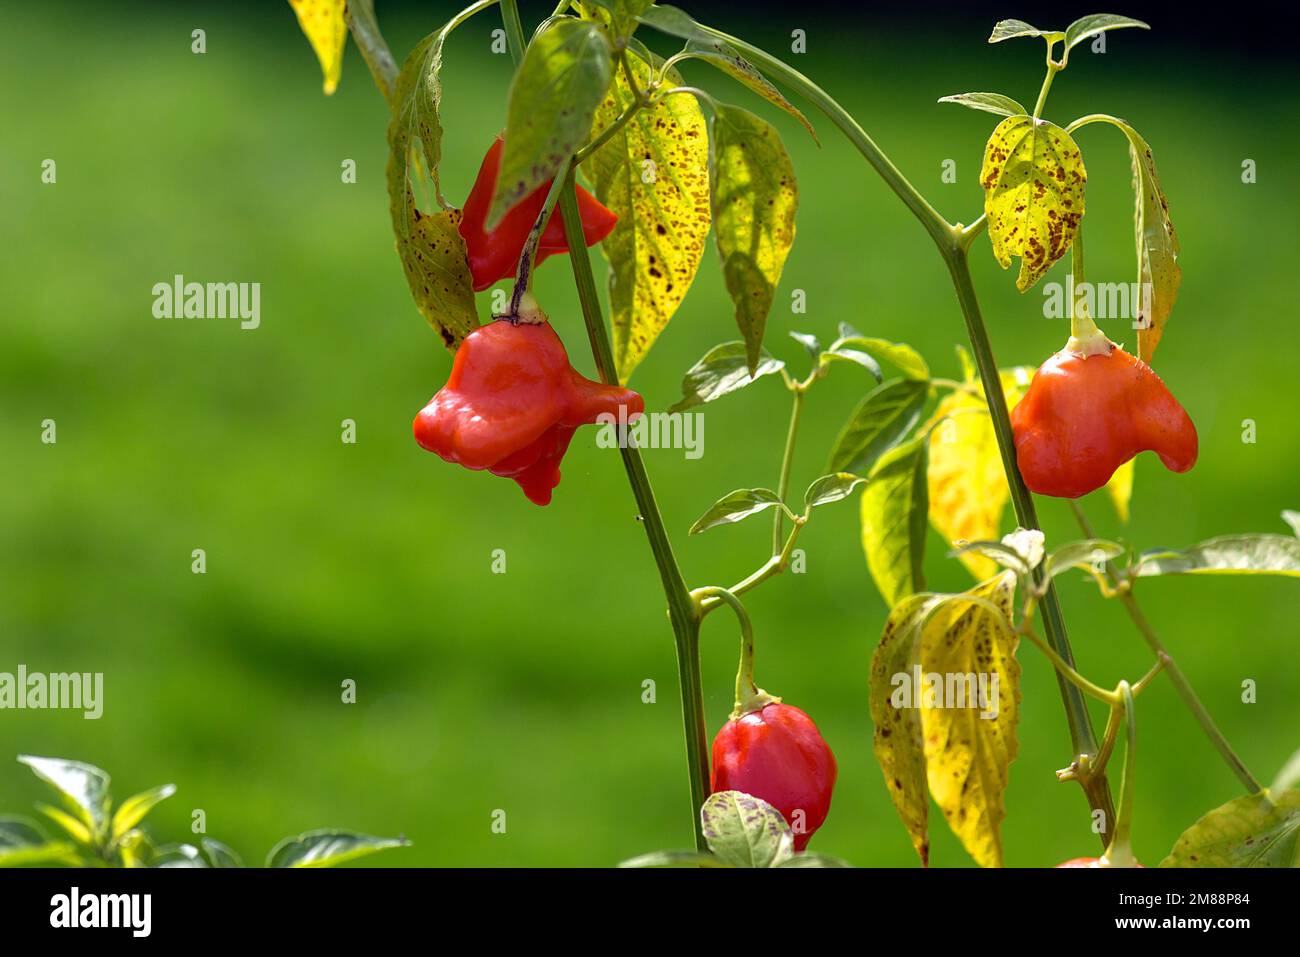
[[1, 1, 1296, 867]]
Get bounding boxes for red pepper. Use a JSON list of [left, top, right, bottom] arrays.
[[1055, 857, 1145, 868], [711, 702, 837, 851], [458, 138, 618, 292], [412, 319, 643, 505], [1011, 339, 1197, 499]]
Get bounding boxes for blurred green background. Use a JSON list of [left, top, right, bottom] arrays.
[[1, 1, 1296, 867]]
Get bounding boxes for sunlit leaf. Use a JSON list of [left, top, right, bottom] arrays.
[[19, 756, 111, 840], [201, 838, 245, 868], [938, 92, 1028, 117], [1064, 14, 1149, 51], [689, 488, 784, 535], [287, 0, 347, 95], [1045, 539, 1124, 579], [860, 436, 929, 607], [982, 115, 1086, 291], [1162, 790, 1300, 867], [490, 19, 613, 227], [789, 331, 821, 359], [683, 38, 817, 141], [828, 379, 927, 475], [709, 103, 798, 373], [1135, 535, 1300, 578], [590, 51, 711, 381], [987, 19, 1062, 44], [1106, 458, 1135, 522], [832, 335, 929, 380], [266, 829, 410, 868], [700, 791, 794, 868], [668, 342, 783, 412], [804, 473, 865, 511], [112, 784, 177, 840], [1123, 124, 1181, 363], [1283, 510, 1300, 538]]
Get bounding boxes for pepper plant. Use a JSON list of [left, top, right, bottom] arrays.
[[286, 1, 1300, 866]]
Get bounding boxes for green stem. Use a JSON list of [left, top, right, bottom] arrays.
[[1032, 62, 1061, 119], [691, 587, 777, 718], [772, 389, 806, 555], [575, 94, 644, 165], [510, 156, 574, 314], [499, 0, 527, 65], [558, 171, 710, 849], [1103, 683, 1138, 866], [1070, 501, 1263, 793], [343, 0, 398, 108]]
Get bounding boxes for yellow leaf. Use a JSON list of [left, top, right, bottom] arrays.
[[1125, 127, 1181, 363], [927, 372, 1030, 581], [920, 573, 1020, 868], [870, 573, 1021, 868], [1106, 458, 1135, 523], [589, 52, 710, 382], [860, 436, 929, 607], [289, 0, 348, 95], [981, 115, 1086, 291]]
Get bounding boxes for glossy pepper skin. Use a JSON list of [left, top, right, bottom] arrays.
[[458, 138, 618, 292], [711, 702, 837, 851], [1055, 857, 1144, 868], [412, 320, 643, 505], [1011, 343, 1198, 499]]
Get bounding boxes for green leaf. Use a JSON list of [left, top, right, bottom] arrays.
[[489, 19, 613, 227], [1064, 14, 1149, 51], [152, 843, 208, 868], [590, 50, 711, 381], [584, 0, 656, 38], [111, 783, 176, 840], [950, 529, 1044, 577], [1282, 510, 1300, 538], [0, 817, 81, 868], [789, 331, 821, 359], [19, 756, 111, 840], [820, 346, 883, 381], [689, 488, 784, 535], [831, 335, 929, 380], [804, 473, 865, 511], [36, 805, 92, 846], [777, 852, 853, 868], [700, 791, 794, 868], [200, 837, 245, 868], [709, 102, 798, 374], [266, 829, 410, 868], [386, 18, 479, 350], [987, 19, 1063, 44], [827, 378, 928, 475], [1161, 790, 1300, 868], [1135, 535, 1300, 578], [1045, 539, 1124, 579], [617, 849, 726, 867], [0, 816, 46, 850], [636, 3, 712, 42], [860, 435, 929, 607], [681, 37, 817, 142], [668, 342, 784, 413], [1271, 750, 1300, 794], [938, 92, 1028, 118], [981, 115, 1086, 291]]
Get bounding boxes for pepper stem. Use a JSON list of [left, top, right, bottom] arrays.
[[691, 587, 780, 719], [1100, 682, 1139, 867], [1066, 229, 1111, 356]]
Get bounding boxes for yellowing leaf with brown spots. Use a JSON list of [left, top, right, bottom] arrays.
[[927, 368, 1031, 581], [870, 593, 943, 866], [709, 103, 798, 374], [981, 116, 1086, 291], [1123, 125, 1181, 363], [589, 52, 710, 382], [920, 573, 1020, 868], [288, 0, 347, 95]]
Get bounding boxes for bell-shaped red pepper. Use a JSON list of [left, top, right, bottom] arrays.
[[457, 138, 618, 292], [413, 319, 642, 505], [1011, 338, 1198, 499], [711, 702, 837, 852]]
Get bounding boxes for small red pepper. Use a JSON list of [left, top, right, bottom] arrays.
[[711, 702, 837, 852], [1055, 857, 1145, 868], [1011, 336, 1198, 499], [458, 138, 618, 292], [413, 318, 643, 505]]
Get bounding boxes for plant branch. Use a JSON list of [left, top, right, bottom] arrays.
[[1069, 500, 1263, 793], [499, 0, 527, 65], [558, 170, 710, 849], [772, 388, 806, 555], [343, 0, 399, 108]]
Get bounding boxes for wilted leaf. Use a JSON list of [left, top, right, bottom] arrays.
[[860, 436, 929, 607], [1135, 535, 1300, 578], [288, 0, 347, 95], [668, 342, 783, 412], [590, 51, 711, 381], [700, 791, 794, 868], [1123, 125, 1180, 363], [710, 103, 798, 373], [1161, 790, 1300, 867], [981, 115, 1086, 291], [689, 488, 784, 534], [490, 19, 613, 227], [938, 92, 1028, 117], [828, 379, 927, 475]]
